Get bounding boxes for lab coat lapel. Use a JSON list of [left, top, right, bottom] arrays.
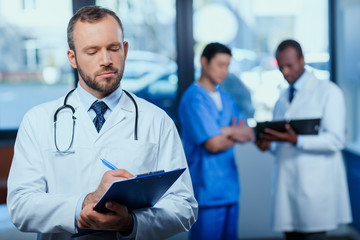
[[70, 90, 100, 137], [285, 73, 317, 119], [98, 92, 134, 135], [67, 89, 135, 139]]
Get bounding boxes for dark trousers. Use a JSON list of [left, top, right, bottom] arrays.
[[285, 231, 327, 240]]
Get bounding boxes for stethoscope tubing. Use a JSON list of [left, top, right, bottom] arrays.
[[53, 88, 139, 153], [122, 89, 138, 140]]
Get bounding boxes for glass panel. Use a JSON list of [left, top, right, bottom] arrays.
[[335, 0, 360, 143], [0, 0, 74, 130], [96, 0, 178, 120], [193, 0, 329, 122]]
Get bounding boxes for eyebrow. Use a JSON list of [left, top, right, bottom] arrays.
[[82, 42, 122, 52]]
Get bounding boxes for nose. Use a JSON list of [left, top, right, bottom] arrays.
[[281, 67, 290, 77], [100, 50, 112, 67], [221, 65, 228, 75], [281, 67, 290, 79]]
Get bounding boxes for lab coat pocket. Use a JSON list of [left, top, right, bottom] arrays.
[[100, 139, 158, 175], [297, 155, 332, 200], [42, 149, 83, 194]]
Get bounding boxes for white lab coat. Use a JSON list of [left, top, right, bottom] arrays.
[[7, 89, 197, 240], [271, 72, 352, 232]]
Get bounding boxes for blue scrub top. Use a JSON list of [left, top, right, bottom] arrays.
[[178, 83, 246, 207]]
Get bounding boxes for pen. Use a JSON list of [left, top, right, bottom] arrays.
[[101, 158, 165, 177], [101, 158, 118, 170]]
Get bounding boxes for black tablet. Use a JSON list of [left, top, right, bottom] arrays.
[[256, 118, 321, 139]]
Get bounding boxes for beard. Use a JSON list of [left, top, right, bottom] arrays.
[[76, 57, 125, 96]]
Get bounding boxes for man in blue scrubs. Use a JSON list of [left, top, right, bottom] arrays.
[[178, 42, 254, 240]]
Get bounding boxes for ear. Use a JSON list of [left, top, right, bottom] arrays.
[[67, 49, 77, 69], [200, 56, 208, 69], [123, 41, 129, 60], [300, 55, 305, 67]]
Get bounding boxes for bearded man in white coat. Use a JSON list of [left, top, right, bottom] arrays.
[[7, 6, 197, 240], [256, 39, 352, 240]]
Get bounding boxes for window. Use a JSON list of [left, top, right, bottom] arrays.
[[0, 0, 74, 129], [96, 0, 178, 121], [22, 0, 36, 11], [193, 0, 329, 122], [23, 39, 39, 70], [334, 0, 360, 144]]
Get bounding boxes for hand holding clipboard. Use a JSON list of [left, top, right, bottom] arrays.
[[256, 118, 321, 139], [255, 118, 321, 148], [94, 160, 186, 213], [72, 160, 185, 238]]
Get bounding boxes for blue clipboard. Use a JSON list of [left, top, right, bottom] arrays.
[[71, 168, 186, 238], [93, 168, 186, 213]]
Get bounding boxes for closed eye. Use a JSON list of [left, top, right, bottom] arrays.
[[110, 46, 120, 52]]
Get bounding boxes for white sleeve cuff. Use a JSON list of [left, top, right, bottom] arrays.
[[74, 194, 87, 230], [296, 135, 303, 148]]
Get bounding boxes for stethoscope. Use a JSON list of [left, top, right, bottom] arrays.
[[53, 88, 138, 153]]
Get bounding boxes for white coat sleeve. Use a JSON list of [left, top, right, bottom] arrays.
[[133, 117, 198, 240], [6, 112, 81, 234], [297, 84, 346, 153]]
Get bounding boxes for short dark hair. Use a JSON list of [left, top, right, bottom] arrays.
[[201, 42, 232, 62], [67, 6, 124, 51], [275, 39, 303, 59]]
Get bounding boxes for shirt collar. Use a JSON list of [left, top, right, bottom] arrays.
[[77, 82, 123, 112], [291, 69, 309, 91]]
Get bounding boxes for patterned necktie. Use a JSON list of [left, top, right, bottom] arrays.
[[289, 85, 295, 103], [90, 101, 108, 132]]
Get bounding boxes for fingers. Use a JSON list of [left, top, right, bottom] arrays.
[[285, 124, 295, 134], [238, 119, 245, 126], [109, 169, 134, 179], [264, 128, 281, 137], [89, 169, 135, 206], [104, 202, 134, 234], [78, 201, 134, 233], [285, 124, 298, 145], [78, 215, 91, 229], [261, 125, 297, 144], [255, 139, 271, 151], [231, 116, 237, 126], [78, 203, 99, 229], [231, 126, 254, 142], [105, 201, 128, 215], [259, 131, 277, 141], [241, 130, 254, 142], [248, 127, 255, 140]]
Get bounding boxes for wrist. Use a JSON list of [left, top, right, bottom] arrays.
[[82, 192, 98, 209], [119, 212, 134, 236], [292, 135, 298, 145]]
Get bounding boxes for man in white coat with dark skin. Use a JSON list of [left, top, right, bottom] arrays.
[[256, 39, 352, 240], [7, 6, 197, 240]]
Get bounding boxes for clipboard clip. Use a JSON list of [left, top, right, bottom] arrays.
[[136, 170, 164, 177]]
